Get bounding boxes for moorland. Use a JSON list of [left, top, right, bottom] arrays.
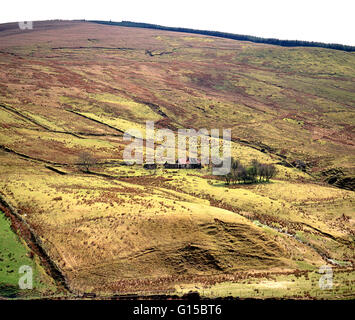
[[0, 20, 354, 299]]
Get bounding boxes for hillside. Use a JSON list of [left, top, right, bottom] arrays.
[[91, 20, 355, 52], [0, 20, 354, 298]]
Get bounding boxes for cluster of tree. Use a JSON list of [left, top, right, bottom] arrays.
[[223, 159, 277, 185], [90, 20, 355, 52], [77, 152, 97, 172]]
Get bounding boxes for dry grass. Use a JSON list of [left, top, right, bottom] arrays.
[[0, 21, 354, 298]]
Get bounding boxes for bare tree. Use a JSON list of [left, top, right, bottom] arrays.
[[264, 164, 277, 181], [77, 151, 97, 172], [224, 171, 232, 185], [222, 157, 239, 185]]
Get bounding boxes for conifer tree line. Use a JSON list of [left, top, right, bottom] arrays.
[[223, 158, 277, 185]]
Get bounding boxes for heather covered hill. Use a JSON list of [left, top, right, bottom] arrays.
[[0, 21, 354, 186], [0, 21, 354, 298]]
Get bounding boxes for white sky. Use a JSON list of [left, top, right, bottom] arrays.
[[1, 0, 354, 45]]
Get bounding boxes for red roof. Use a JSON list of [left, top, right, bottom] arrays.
[[177, 158, 200, 164], [177, 158, 189, 164]]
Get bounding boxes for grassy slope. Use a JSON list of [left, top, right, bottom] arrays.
[[0, 22, 354, 174], [176, 268, 355, 299], [0, 210, 56, 297], [0, 21, 354, 298], [0, 157, 323, 294]]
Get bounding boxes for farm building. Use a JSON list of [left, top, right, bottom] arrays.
[[163, 157, 202, 169], [188, 158, 202, 169]]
